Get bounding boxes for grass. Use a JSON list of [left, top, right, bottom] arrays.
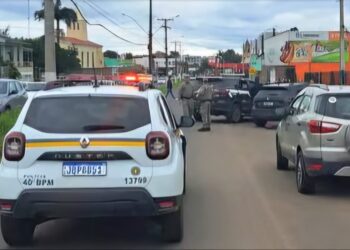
[[157, 79, 182, 94], [0, 108, 21, 159]]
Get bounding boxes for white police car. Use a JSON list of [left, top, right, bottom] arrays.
[[0, 84, 194, 246]]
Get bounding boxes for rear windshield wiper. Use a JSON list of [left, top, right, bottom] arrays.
[[83, 125, 125, 131]]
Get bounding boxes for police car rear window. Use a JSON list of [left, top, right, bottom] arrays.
[[24, 96, 151, 133]]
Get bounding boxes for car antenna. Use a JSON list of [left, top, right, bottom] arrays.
[[92, 59, 99, 88]]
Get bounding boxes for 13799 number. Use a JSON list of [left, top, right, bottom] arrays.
[[124, 177, 147, 185]]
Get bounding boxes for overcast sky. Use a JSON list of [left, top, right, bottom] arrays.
[[0, 0, 349, 56]]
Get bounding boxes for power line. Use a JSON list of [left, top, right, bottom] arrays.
[[70, 0, 146, 46], [82, 0, 122, 28], [82, 0, 148, 42]]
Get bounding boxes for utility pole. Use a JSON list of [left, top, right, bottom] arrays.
[[158, 15, 178, 77], [340, 0, 345, 85], [44, 0, 56, 81], [172, 41, 178, 76], [148, 0, 153, 75]]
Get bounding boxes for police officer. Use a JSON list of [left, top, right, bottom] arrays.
[[179, 76, 195, 117], [196, 78, 213, 132]]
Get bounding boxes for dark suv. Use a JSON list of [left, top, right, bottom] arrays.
[[194, 77, 261, 123], [252, 83, 307, 127]]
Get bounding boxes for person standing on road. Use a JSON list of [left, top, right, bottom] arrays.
[[166, 76, 176, 99], [179, 76, 195, 117], [196, 78, 213, 132]]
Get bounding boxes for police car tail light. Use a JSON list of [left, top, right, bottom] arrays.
[[4, 132, 26, 161], [146, 132, 169, 160]]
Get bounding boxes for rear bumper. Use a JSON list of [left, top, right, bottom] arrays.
[[251, 107, 284, 121], [304, 157, 350, 177], [0, 188, 182, 219]]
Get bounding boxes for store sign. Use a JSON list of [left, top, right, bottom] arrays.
[[280, 40, 349, 64], [249, 67, 257, 75], [250, 55, 262, 71]]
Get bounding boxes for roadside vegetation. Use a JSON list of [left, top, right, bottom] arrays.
[[158, 78, 182, 94], [0, 108, 21, 158]]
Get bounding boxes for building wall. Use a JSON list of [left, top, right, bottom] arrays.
[[60, 41, 104, 68], [66, 12, 88, 41]]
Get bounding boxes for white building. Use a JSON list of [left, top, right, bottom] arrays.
[[0, 34, 33, 81]]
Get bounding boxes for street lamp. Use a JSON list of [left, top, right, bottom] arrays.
[[121, 13, 148, 35]]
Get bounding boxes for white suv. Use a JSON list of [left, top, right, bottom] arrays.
[[0, 85, 194, 246]]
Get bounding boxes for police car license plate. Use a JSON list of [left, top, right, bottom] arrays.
[[263, 102, 274, 107], [62, 162, 107, 176]]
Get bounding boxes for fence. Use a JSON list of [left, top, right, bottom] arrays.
[[305, 71, 350, 85]]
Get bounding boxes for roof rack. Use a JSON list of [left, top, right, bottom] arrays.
[[308, 84, 329, 91], [44, 80, 93, 90]]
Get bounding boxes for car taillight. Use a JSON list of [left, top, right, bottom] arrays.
[[4, 132, 26, 161], [308, 120, 341, 134], [146, 132, 169, 160]]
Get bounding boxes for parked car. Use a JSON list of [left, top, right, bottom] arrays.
[[0, 79, 27, 113], [25, 82, 46, 92], [252, 83, 307, 127], [194, 77, 261, 123], [0, 83, 194, 246], [276, 84, 350, 194]]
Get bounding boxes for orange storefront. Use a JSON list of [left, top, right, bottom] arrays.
[[288, 32, 350, 84]]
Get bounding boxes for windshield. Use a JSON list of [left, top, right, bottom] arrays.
[[24, 96, 151, 133], [0, 82, 8, 95]]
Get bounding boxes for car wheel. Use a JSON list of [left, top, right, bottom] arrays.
[[228, 104, 241, 123], [1, 216, 35, 246], [161, 206, 183, 242], [296, 151, 315, 194], [254, 120, 267, 127], [276, 138, 289, 170]]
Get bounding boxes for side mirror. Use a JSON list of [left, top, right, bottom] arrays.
[[179, 116, 195, 128], [9, 90, 18, 96]]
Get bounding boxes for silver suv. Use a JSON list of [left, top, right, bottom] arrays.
[[276, 85, 350, 194], [0, 79, 27, 113]]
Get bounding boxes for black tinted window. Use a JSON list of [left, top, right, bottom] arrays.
[[24, 96, 151, 133], [323, 95, 350, 120], [0, 82, 7, 94]]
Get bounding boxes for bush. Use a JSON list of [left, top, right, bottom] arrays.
[[0, 108, 21, 159]]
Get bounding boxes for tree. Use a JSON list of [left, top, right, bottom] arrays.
[[125, 53, 133, 60], [104, 50, 120, 59], [23, 36, 81, 79], [198, 58, 210, 74], [170, 51, 180, 58], [34, 0, 77, 46], [8, 62, 21, 79], [217, 49, 242, 63], [0, 26, 10, 37]]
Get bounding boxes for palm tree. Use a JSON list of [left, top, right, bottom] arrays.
[[34, 0, 77, 46]]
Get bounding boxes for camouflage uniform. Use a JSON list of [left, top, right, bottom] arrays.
[[196, 80, 213, 131], [179, 77, 195, 117]]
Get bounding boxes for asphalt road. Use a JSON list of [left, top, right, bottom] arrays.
[[3, 99, 350, 248]]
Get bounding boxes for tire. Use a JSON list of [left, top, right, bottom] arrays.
[[296, 151, 315, 194], [276, 137, 289, 170], [227, 104, 241, 123], [161, 206, 183, 243], [254, 120, 267, 127], [1, 216, 35, 246]]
